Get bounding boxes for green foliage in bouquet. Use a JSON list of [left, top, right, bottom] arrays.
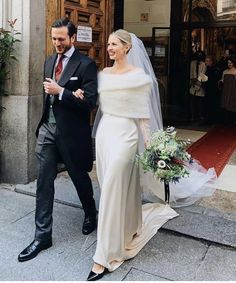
[[136, 126, 193, 183]]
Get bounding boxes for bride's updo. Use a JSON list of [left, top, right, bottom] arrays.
[[112, 29, 132, 53]]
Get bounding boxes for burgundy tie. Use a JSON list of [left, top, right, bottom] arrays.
[[55, 55, 64, 81]]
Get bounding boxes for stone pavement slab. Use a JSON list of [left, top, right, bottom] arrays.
[[123, 230, 210, 281], [0, 189, 35, 224], [1, 187, 236, 281], [0, 188, 129, 281], [123, 267, 168, 281], [163, 206, 236, 248], [0, 189, 97, 281], [199, 189, 236, 214], [195, 245, 236, 281]]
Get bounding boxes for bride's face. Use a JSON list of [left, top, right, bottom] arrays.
[[107, 34, 128, 61]]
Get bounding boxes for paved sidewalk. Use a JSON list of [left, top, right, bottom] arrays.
[[0, 174, 236, 281]]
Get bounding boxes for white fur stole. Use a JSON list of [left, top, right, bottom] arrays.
[[98, 69, 152, 119]]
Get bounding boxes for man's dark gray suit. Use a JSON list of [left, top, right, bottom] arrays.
[[35, 48, 98, 241]]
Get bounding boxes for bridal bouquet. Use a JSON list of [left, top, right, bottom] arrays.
[[137, 126, 193, 183]]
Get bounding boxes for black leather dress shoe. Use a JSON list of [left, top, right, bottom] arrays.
[[87, 268, 108, 281], [18, 239, 52, 262], [82, 215, 97, 235]]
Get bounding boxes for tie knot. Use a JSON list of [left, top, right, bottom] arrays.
[[58, 54, 65, 62]]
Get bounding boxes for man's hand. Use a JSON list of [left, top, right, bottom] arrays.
[[43, 78, 64, 95]]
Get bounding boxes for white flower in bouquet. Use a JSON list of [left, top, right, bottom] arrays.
[[157, 160, 166, 168]]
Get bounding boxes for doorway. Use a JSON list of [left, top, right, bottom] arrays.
[[163, 24, 236, 123], [121, 0, 236, 124]]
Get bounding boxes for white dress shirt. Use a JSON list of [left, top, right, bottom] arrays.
[[57, 45, 75, 100]]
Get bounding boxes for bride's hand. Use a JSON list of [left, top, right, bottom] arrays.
[[73, 88, 84, 100]]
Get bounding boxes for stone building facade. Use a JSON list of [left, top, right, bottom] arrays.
[[0, 0, 45, 183]]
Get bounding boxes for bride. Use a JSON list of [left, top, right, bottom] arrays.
[[73, 29, 217, 281]]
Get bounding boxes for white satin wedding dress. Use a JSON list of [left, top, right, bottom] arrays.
[[93, 69, 178, 271]]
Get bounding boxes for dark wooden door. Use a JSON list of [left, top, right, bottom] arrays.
[[46, 0, 114, 69]]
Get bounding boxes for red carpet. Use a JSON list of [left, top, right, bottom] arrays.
[[187, 125, 236, 176]]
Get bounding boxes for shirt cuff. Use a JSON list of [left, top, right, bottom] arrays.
[[58, 88, 64, 100]]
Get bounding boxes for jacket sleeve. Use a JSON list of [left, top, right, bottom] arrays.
[[60, 60, 98, 111]]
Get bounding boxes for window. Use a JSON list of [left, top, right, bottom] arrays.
[[222, 0, 236, 12]]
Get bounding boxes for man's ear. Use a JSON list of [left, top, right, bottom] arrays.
[[71, 34, 76, 43]]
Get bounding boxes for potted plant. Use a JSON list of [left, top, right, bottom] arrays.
[[0, 19, 20, 109]]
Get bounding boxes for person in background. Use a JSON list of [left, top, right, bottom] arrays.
[[189, 51, 208, 124], [203, 55, 221, 124], [219, 57, 236, 124], [216, 50, 230, 77]]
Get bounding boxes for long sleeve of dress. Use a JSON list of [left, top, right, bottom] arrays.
[[138, 118, 151, 147]]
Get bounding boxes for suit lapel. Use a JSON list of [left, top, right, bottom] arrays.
[[45, 54, 57, 79], [58, 49, 82, 86]]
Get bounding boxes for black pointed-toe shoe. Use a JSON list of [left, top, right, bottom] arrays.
[[82, 214, 97, 235], [18, 239, 52, 262], [87, 268, 108, 281]]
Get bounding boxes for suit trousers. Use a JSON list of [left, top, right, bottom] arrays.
[[34, 122, 96, 241]]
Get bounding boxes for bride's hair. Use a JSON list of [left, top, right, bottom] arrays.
[[112, 29, 132, 53]]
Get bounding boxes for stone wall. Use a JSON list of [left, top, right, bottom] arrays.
[[124, 0, 171, 37], [0, 0, 46, 183]]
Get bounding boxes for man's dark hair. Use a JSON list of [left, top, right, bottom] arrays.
[[51, 18, 77, 37]]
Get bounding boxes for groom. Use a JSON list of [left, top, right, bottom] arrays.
[[18, 18, 98, 262]]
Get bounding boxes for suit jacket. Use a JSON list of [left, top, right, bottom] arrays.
[[36, 48, 98, 172]]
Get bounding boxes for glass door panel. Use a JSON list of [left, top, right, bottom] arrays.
[[170, 28, 191, 121], [151, 28, 170, 120]]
